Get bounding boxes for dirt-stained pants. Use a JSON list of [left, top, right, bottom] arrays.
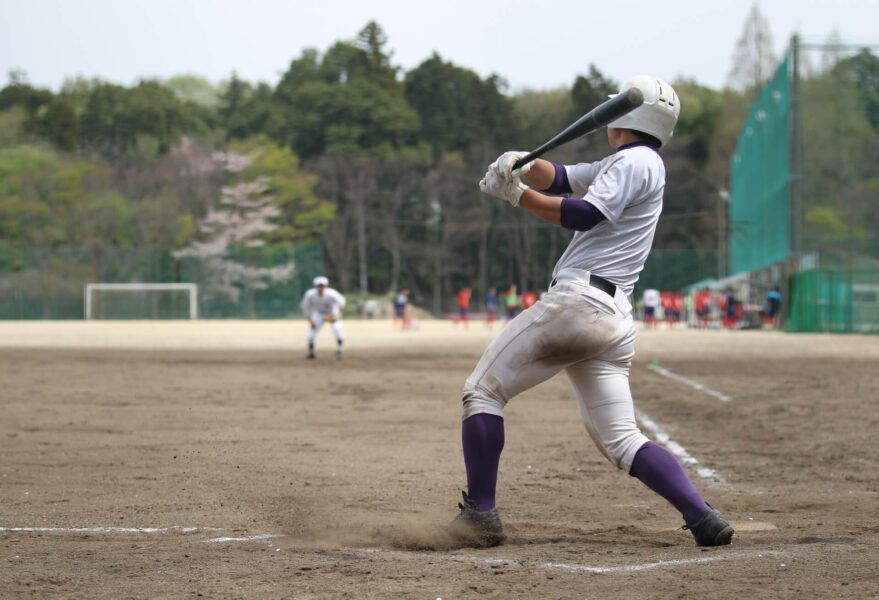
[[461, 268, 649, 472]]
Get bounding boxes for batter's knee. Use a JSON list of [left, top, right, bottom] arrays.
[[461, 379, 506, 421], [596, 430, 650, 472]]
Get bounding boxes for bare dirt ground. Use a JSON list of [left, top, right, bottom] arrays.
[[1, 320, 878, 599]]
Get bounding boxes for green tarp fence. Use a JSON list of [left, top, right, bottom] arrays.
[[788, 269, 879, 333], [730, 57, 791, 275]]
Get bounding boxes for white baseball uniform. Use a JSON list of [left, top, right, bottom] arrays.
[[462, 144, 664, 472], [301, 287, 346, 345]]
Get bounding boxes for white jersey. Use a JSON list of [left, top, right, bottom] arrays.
[[553, 144, 665, 295], [300, 287, 346, 318], [643, 288, 661, 308]]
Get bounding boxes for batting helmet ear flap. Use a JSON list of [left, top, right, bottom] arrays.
[[607, 76, 680, 146]]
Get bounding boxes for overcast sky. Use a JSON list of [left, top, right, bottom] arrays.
[[1, 0, 877, 92]]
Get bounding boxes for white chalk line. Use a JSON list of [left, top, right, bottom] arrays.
[[0, 526, 209, 534], [0, 526, 280, 545], [203, 534, 283, 543], [647, 363, 732, 402], [347, 547, 779, 576], [3, 527, 780, 576], [635, 410, 725, 484]]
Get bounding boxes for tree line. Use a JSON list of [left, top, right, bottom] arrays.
[[1, 18, 877, 314]]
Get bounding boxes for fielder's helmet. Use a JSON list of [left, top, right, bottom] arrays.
[[607, 76, 680, 146], [313, 276, 329, 287]]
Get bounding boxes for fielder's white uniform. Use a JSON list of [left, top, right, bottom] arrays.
[[301, 287, 346, 345], [462, 145, 664, 472]]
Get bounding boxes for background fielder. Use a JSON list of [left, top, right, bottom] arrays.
[[451, 75, 734, 549], [300, 276, 346, 360]]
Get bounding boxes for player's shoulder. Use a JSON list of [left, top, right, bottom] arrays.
[[614, 144, 663, 169]]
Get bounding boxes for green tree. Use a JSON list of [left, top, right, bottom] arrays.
[[273, 23, 419, 158], [164, 74, 221, 107], [79, 81, 209, 157], [405, 53, 517, 156], [570, 65, 617, 118], [234, 138, 335, 243], [833, 49, 879, 130]]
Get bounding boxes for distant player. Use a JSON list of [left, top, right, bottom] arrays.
[[504, 285, 519, 321], [695, 287, 712, 328], [393, 289, 409, 329], [300, 276, 346, 360], [451, 76, 733, 549], [764, 286, 782, 329], [484, 287, 498, 328], [671, 292, 684, 327], [721, 287, 738, 330], [520, 289, 537, 310], [642, 287, 660, 328], [456, 287, 472, 328], [661, 291, 674, 327]]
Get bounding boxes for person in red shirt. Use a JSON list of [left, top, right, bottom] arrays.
[[660, 291, 674, 328], [695, 288, 712, 329], [671, 292, 684, 328], [520, 290, 537, 310], [457, 287, 472, 328]]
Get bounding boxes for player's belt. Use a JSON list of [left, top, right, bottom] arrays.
[[588, 275, 617, 297], [551, 274, 617, 297]]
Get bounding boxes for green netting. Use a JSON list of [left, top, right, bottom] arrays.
[[730, 57, 791, 275], [0, 244, 323, 319], [788, 269, 879, 333]]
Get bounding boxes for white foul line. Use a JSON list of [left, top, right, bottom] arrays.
[[203, 534, 283, 543], [647, 363, 732, 402], [0, 526, 205, 534], [540, 551, 777, 574], [0, 526, 281, 545], [347, 547, 777, 576], [635, 410, 724, 484]]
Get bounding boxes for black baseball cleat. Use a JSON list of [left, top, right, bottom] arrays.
[[307, 351, 316, 360], [447, 491, 506, 548], [683, 508, 735, 546]]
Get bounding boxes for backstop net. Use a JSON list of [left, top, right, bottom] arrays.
[[730, 56, 791, 276], [729, 38, 879, 333]]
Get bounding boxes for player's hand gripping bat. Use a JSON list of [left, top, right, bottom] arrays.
[[512, 88, 645, 171]]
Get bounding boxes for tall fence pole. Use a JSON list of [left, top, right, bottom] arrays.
[[789, 34, 803, 260]]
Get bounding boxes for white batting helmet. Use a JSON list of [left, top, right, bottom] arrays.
[[607, 76, 680, 146], [313, 276, 329, 287]]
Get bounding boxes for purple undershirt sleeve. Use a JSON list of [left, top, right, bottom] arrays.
[[560, 198, 607, 232], [541, 162, 573, 195]]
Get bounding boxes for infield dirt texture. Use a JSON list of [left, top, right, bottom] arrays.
[[2, 321, 878, 598]]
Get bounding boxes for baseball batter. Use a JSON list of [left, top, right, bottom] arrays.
[[451, 76, 734, 548], [300, 276, 346, 360]]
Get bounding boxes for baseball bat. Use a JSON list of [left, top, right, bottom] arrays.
[[512, 87, 645, 171]]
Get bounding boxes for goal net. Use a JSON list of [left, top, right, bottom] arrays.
[[84, 283, 198, 320]]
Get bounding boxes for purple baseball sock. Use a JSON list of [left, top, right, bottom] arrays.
[[629, 441, 711, 524], [461, 413, 505, 511]]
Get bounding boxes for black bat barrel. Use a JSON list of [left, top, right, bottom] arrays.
[[512, 87, 645, 171]]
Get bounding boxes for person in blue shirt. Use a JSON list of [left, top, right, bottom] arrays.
[[764, 285, 782, 329]]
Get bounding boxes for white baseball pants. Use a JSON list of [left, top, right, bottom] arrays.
[[461, 268, 649, 472], [307, 312, 344, 345]]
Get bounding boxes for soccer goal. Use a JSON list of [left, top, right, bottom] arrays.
[[84, 283, 199, 320]]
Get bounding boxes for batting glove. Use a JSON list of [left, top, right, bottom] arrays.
[[479, 168, 527, 207], [496, 151, 532, 180]]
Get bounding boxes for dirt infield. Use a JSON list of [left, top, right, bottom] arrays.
[[2, 321, 878, 598]]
